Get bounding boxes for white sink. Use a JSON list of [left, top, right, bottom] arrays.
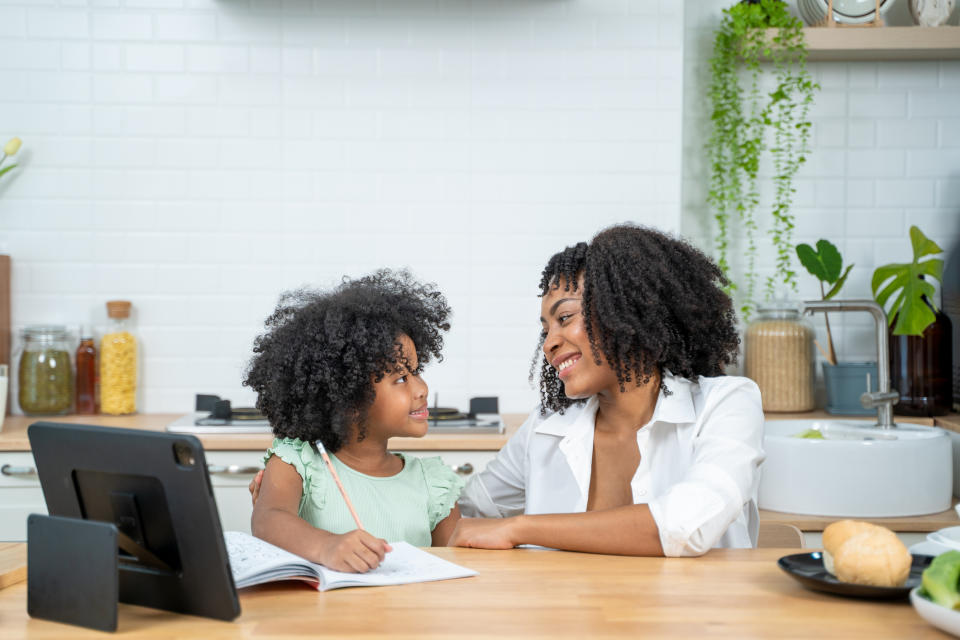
[[759, 419, 953, 517]]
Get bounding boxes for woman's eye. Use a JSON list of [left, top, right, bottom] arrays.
[[558, 314, 572, 324], [396, 375, 407, 384]]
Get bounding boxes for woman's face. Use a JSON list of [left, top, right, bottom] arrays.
[[539, 277, 618, 399]]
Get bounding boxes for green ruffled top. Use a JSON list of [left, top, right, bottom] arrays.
[[263, 438, 465, 547]]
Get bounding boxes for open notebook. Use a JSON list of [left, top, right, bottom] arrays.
[[224, 531, 477, 591]]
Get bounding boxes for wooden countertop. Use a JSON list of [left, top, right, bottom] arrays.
[[4, 410, 959, 533], [3, 410, 955, 452], [0, 546, 945, 638], [0, 414, 524, 452]]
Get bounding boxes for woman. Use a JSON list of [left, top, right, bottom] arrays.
[[250, 223, 764, 558], [448, 224, 763, 557]]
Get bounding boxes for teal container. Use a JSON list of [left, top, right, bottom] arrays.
[[823, 361, 878, 415]]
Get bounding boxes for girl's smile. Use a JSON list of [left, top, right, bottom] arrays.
[[408, 405, 429, 420]]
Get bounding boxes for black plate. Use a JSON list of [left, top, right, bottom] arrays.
[[778, 552, 934, 599]]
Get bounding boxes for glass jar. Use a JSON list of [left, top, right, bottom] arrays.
[[889, 296, 953, 417], [744, 304, 815, 412], [75, 325, 98, 415], [18, 325, 74, 415], [100, 300, 137, 415]]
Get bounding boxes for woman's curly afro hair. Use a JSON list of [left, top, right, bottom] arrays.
[[244, 269, 450, 452], [534, 223, 739, 414]]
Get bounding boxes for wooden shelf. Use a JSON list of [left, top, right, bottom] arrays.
[[765, 26, 960, 61]]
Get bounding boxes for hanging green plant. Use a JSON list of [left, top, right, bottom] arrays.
[[705, 0, 817, 320]]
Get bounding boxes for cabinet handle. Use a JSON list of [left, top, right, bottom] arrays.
[[454, 463, 474, 475], [1, 464, 37, 477], [206, 464, 261, 475]]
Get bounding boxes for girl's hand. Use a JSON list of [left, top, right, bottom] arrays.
[[447, 517, 521, 550], [249, 469, 264, 506], [320, 530, 393, 573]]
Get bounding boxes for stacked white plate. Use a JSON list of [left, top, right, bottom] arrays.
[[908, 525, 960, 556], [798, 0, 895, 25]]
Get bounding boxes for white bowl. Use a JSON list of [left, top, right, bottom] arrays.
[[911, 587, 960, 638]]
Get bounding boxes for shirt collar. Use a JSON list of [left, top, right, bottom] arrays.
[[653, 372, 698, 426], [533, 372, 698, 436], [534, 396, 600, 438]]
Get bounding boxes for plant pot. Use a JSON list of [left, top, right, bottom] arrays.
[[823, 361, 878, 415]]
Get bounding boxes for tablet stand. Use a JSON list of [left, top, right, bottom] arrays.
[[28, 513, 178, 632], [28, 514, 120, 632]]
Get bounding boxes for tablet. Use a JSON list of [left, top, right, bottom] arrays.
[[28, 422, 240, 621]]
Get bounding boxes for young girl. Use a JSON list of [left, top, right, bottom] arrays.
[[244, 269, 464, 573]]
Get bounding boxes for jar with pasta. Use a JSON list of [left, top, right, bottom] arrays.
[[744, 303, 815, 412], [17, 325, 73, 415], [100, 300, 137, 415]]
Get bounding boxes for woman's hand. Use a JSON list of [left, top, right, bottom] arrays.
[[447, 516, 522, 550], [249, 469, 263, 506], [319, 530, 392, 573]]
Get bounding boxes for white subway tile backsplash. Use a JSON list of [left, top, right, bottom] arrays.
[[911, 90, 960, 117], [27, 9, 89, 39], [92, 13, 153, 40]]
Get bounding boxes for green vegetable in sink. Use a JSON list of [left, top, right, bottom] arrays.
[[921, 550, 960, 609], [794, 428, 824, 439]]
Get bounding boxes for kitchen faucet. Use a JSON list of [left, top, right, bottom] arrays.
[[801, 299, 899, 429]]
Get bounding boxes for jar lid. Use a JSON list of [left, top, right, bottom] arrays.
[[106, 300, 132, 319], [22, 325, 68, 339], [755, 301, 801, 318]]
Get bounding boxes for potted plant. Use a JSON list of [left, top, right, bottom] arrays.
[[796, 239, 875, 415], [872, 225, 952, 416], [706, 0, 817, 320]]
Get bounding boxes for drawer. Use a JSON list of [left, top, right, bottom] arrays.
[[399, 450, 497, 478]]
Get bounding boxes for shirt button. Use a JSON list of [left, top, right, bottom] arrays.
[[638, 489, 647, 496]]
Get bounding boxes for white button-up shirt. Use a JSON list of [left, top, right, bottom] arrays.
[[458, 373, 765, 557]]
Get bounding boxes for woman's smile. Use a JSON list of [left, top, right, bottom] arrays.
[[553, 352, 582, 379]]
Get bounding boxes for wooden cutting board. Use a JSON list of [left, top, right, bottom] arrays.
[[0, 542, 26, 589]]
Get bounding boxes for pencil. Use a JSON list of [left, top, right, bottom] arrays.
[[315, 440, 365, 531]]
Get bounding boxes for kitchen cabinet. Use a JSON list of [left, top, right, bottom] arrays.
[[0, 449, 496, 541], [0, 415, 507, 542]]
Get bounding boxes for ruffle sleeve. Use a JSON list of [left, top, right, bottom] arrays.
[[263, 437, 328, 513], [420, 456, 467, 530]]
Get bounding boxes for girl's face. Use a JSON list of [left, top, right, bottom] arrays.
[[365, 333, 431, 439], [540, 277, 619, 399]]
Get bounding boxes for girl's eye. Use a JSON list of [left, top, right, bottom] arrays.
[[396, 375, 407, 384]]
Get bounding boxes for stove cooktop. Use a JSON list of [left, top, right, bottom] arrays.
[[165, 395, 505, 435]]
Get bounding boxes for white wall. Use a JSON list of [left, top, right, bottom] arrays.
[[682, 0, 960, 366], [0, 0, 684, 415]]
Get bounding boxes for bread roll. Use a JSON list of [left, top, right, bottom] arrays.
[[821, 520, 911, 587], [833, 530, 912, 587], [822, 520, 879, 576]]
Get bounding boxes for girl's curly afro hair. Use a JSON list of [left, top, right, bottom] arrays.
[[244, 269, 450, 452], [534, 224, 739, 414]]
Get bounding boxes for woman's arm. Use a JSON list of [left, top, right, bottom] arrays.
[[251, 455, 391, 572], [431, 504, 462, 546], [448, 504, 664, 556]]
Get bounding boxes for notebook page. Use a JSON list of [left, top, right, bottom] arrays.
[[317, 541, 477, 589], [225, 531, 314, 584]]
